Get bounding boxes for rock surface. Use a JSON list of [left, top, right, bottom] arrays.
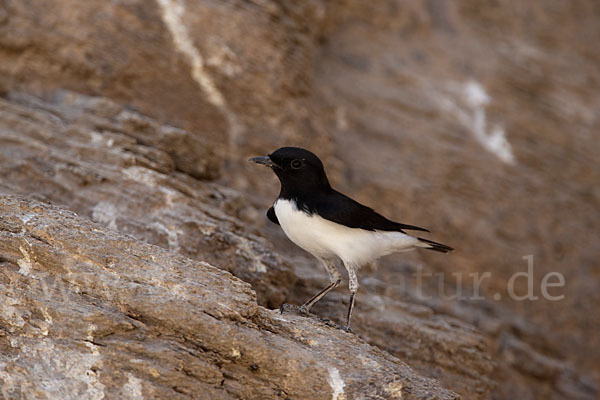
[[310, 2, 600, 399], [0, 195, 458, 399], [0, 90, 490, 399], [0, 0, 598, 399], [0, 91, 295, 310]]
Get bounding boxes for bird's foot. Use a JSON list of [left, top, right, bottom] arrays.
[[279, 303, 308, 315], [279, 303, 311, 317], [279, 303, 294, 314], [298, 305, 310, 315], [342, 325, 353, 333]]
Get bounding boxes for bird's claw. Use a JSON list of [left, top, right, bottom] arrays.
[[279, 303, 293, 314], [298, 305, 310, 315], [279, 303, 311, 316], [279, 303, 305, 315]]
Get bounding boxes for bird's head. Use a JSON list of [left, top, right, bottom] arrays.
[[249, 147, 331, 195]]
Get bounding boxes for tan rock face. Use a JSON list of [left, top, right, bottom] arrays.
[[0, 91, 294, 310], [312, 2, 599, 399], [0, 195, 459, 399], [0, 0, 598, 399], [0, 91, 488, 399], [0, 0, 331, 159]]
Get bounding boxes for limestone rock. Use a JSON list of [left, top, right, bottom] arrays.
[[0, 91, 294, 309], [0, 91, 498, 399], [0, 195, 459, 399], [0, 0, 598, 398]]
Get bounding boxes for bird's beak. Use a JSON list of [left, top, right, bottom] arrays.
[[248, 155, 277, 168]]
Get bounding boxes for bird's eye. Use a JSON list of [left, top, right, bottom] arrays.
[[290, 159, 303, 169]]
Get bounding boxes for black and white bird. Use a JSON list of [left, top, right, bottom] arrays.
[[249, 147, 453, 331]]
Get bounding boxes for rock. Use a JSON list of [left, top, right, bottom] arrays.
[[0, 91, 487, 398], [0, 90, 497, 395], [0, 195, 459, 399], [0, 91, 296, 309], [0, 0, 598, 398], [0, 0, 332, 163], [312, 2, 600, 399]]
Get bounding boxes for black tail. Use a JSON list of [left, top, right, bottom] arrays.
[[417, 237, 454, 253]]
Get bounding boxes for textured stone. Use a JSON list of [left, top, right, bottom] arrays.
[[0, 195, 458, 399], [0, 0, 598, 398], [0, 91, 294, 310]]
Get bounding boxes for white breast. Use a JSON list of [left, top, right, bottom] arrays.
[[273, 199, 418, 267]]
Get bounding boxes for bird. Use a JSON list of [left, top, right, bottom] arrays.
[[249, 147, 453, 331]]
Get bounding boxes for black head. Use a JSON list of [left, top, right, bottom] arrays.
[[249, 147, 331, 197]]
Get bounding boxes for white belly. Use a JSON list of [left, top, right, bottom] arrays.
[[273, 199, 418, 266]]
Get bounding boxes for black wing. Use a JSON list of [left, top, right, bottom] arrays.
[[305, 190, 429, 233], [267, 206, 279, 225]]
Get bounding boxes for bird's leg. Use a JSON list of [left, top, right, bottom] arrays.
[[344, 292, 356, 332], [300, 279, 340, 314], [343, 265, 359, 332], [299, 259, 341, 314]]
